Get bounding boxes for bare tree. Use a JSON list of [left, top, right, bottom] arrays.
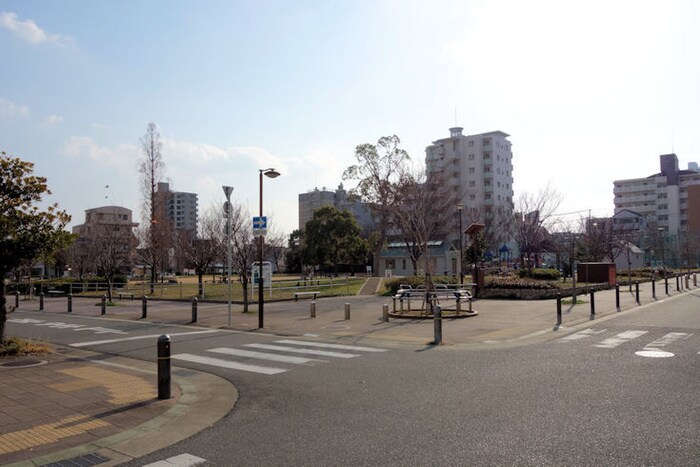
[[93, 223, 135, 301], [343, 135, 409, 275], [177, 205, 223, 298], [264, 225, 287, 274], [391, 169, 460, 301], [230, 203, 256, 312], [514, 184, 562, 271], [138, 123, 170, 293]]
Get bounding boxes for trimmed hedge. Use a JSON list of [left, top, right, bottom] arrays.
[[384, 276, 458, 295], [518, 268, 561, 281]]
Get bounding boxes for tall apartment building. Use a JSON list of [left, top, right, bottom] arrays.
[[613, 154, 700, 238], [157, 182, 198, 238], [298, 184, 373, 232], [425, 127, 514, 234]]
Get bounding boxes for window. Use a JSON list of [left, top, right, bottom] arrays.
[[469, 168, 475, 174], [469, 181, 475, 187], [485, 193, 491, 200], [468, 154, 475, 160]]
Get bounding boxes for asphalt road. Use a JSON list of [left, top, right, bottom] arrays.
[[8, 292, 700, 466]]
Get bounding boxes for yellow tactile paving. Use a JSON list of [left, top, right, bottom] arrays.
[[0, 415, 110, 455], [48, 366, 157, 405]]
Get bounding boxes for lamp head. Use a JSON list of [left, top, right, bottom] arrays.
[[262, 168, 281, 179]]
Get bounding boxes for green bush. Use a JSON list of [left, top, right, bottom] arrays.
[[517, 268, 560, 280], [486, 276, 559, 290]]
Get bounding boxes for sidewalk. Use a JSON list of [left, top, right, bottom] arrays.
[[4, 276, 695, 465], [0, 346, 236, 466]]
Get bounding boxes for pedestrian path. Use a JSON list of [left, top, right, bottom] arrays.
[[556, 327, 696, 357], [171, 339, 389, 376]]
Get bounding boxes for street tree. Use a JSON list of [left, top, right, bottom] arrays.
[[391, 169, 459, 277], [305, 206, 367, 274], [343, 135, 409, 275], [1, 152, 74, 343], [176, 205, 224, 298], [138, 123, 170, 293], [93, 221, 135, 301], [514, 184, 562, 271], [229, 203, 256, 312]]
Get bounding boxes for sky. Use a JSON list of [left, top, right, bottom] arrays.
[[2, 0, 699, 236]]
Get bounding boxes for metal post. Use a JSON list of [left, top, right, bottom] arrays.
[[67, 293, 72, 313], [685, 274, 689, 289], [590, 289, 595, 319], [101, 295, 106, 315], [344, 303, 350, 320], [392, 297, 396, 313], [157, 334, 171, 400], [310, 301, 316, 318], [665, 276, 669, 295], [433, 305, 442, 345], [456, 297, 462, 313], [191, 297, 198, 323], [556, 293, 562, 325], [382, 304, 389, 322], [652, 279, 656, 300], [694, 273, 697, 287], [15, 290, 19, 309], [39, 292, 44, 311], [142, 295, 148, 319], [615, 284, 620, 311], [676, 275, 680, 292], [635, 282, 640, 305]]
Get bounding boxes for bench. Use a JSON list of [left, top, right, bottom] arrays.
[[392, 288, 473, 313], [294, 291, 320, 301], [117, 292, 135, 300]]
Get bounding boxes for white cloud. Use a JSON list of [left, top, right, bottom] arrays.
[[61, 136, 138, 169], [0, 11, 75, 49], [42, 114, 64, 126], [0, 96, 29, 120]]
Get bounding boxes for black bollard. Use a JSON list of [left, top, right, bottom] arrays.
[[615, 284, 620, 311], [68, 293, 72, 313], [556, 293, 562, 325], [382, 304, 389, 322], [15, 291, 19, 309], [191, 297, 198, 323], [652, 279, 656, 300], [433, 305, 442, 345], [590, 289, 595, 319], [142, 295, 148, 319], [635, 282, 640, 304], [665, 276, 669, 295], [676, 275, 680, 292], [101, 295, 106, 315], [40, 292, 44, 311], [694, 274, 697, 287], [157, 335, 171, 400]]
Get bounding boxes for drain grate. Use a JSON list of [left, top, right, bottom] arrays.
[[42, 452, 110, 467]]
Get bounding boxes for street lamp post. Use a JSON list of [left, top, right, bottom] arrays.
[[222, 186, 233, 327], [258, 168, 280, 329], [457, 205, 464, 285]]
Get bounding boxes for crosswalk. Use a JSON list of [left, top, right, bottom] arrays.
[[557, 328, 696, 357], [172, 339, 388, 376]]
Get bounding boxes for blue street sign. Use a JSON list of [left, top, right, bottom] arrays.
[[253, 216, 268, 230]]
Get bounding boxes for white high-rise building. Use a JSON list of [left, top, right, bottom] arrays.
[[425, 127, 514, 224]]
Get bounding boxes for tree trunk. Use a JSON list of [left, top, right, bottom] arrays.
[[0, 282, 7, 344], [198, 271, 204, 298]]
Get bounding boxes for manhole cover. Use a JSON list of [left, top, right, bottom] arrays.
[[0, 359, 48, 368]]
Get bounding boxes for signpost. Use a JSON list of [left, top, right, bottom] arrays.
[[252, 216, 267, 237]]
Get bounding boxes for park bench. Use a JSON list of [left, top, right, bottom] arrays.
[[294, 291, 321, 301], [117, 291, 135, 300]]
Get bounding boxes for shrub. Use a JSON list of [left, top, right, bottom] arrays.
[[485, 276, 559, 290], [384, 275, 458, 295], [518, 268, 560, 280]]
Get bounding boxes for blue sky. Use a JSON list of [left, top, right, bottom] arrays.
[[2, 0, 699, 235]]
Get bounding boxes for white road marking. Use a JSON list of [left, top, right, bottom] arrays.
[[8, 318, 127, 335], [643, 332, 693, 350], [70, 330, 221, 347], [557, 329, 607, 342], [171, 353, 287, 375], [594, 330, 648, 349], [635, 350, 675, 358], [208, 347, 324, 365], [275, 339, 388, 352], [243, 343, 358, 358], [143, 453, 206, 467]]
